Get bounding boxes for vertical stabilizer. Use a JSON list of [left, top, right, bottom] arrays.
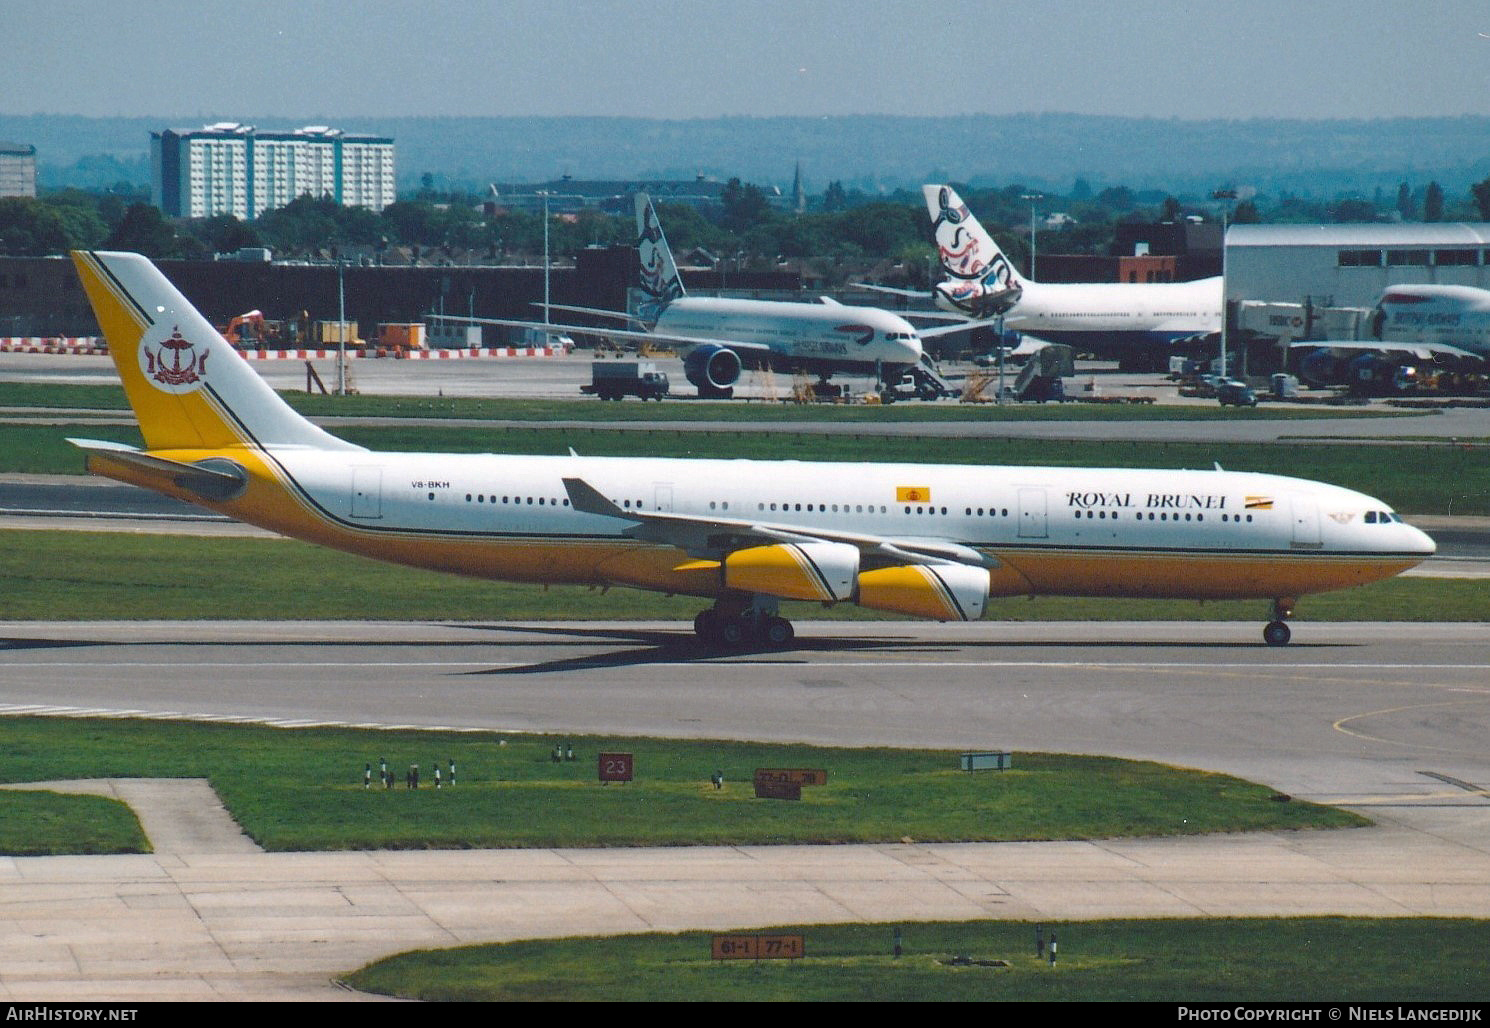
[[71, 250, 360, 453], [922, 184, 1025, 318], [634, 193, 686, 325]]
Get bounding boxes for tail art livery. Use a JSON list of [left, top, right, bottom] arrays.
[[70, 251, 1433, 647], [467, 195, 928, 396], [921, 184, 1223, 366]]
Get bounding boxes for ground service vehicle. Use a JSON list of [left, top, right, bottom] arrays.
[[582, 361, 670, 401]]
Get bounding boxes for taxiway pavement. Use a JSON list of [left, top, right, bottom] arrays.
[[1, 620, 1488, 1000]]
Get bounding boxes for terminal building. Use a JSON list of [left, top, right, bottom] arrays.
[[151, 123, 396, 220]]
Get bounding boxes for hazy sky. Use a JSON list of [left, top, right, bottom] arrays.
[[6, 0, 1490, 121]]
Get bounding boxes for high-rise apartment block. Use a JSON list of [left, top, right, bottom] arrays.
[[0, 142, 38, 198], [151, 123, 395, 220]]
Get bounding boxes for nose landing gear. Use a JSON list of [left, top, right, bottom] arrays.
[[1264, 598, 1296, 647]]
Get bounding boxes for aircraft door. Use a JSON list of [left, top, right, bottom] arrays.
[[1017, 487, 1048, 538], [654, 484, 674, 512], [351, 467, 383, 519], [1291, 495, 1321, 547]]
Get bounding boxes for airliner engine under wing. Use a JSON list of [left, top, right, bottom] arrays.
[[917, 185, 1223, 367], [69, 251, 1433, 646], [468, 195, 926, 397]]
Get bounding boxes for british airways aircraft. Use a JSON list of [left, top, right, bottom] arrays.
[[1292, 284, 1490, 389], [869, 185, 1223, 367], [65, 250, 1432, 647], [473, 194, 928, 397]]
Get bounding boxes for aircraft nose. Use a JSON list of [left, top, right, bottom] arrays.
[[1405, 523, 1437, 558], [903, 335, 925, 361]]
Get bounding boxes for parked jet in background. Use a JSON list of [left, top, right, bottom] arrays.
[[477, 194, 932, 397], [67, 250, 1433, 647], [1291, 285, 1490, 391], [889, 185, 1223, 369]]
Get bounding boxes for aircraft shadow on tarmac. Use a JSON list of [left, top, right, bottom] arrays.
[[0, 626, 1349, 677], [448, 622, 1348, 676]]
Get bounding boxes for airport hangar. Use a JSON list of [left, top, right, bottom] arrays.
[[1217, 221, 1490, 375]]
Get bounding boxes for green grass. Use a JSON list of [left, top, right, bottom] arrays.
[[0, 718, 1361, 854], [0, 788, 148, 855], [0, 380, 1413, 423], [7, 418, 1488, 514], [0, 528, 1482, 621], [345, 917, 1490, 1001]]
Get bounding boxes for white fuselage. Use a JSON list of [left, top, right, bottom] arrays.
[[989, 277, 1223, 352], [657, 297, 923, 370], [1376, 285, 1490, 358], [256, 450, 1431, 603]]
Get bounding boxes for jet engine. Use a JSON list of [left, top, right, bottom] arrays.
[[684, 344, 743, 390], [724, 542, 859, 602], [1298, 348, 1350, 388], [857, 562, 990, 621]]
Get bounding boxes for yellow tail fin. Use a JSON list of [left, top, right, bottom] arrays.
[[72, 251, 357, 453]]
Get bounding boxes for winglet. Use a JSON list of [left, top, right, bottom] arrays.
[[562, 477, 630, 519]]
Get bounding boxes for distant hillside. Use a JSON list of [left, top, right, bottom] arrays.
[[4, 112, 1488, 199]]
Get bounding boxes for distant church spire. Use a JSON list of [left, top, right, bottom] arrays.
[[792, 161, 806, 215]]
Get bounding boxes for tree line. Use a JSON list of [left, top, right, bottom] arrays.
[[5, 174, 1490, 285]]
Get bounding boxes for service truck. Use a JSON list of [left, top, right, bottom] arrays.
[[582, 360, 670, 401]]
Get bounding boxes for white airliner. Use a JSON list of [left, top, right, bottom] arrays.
[[68, 251, 1433, 647], [882, 185, 1223, 367], [476, 194, 929, 397], [1293, 284, 1490, 386]]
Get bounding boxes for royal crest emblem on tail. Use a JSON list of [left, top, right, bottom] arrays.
[[140, 325, 207, 393]]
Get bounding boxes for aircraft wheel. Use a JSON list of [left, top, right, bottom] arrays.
[[761, 616, 794, 648], [693, 609, 720, 641], [1263, 621, 1292, 647], [718, 617, 750, 648]]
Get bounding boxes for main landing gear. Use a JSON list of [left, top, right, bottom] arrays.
[[1263, 598, 1295, 647], [693, 595, 795, 649]]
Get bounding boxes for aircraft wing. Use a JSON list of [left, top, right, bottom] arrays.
[[853, 282, 928, 300], [533, 302, 647, 326], [1289, 339, 1484, 362], [915, 320, 981, 340], [562, 477, 993, 570], [440, 315, 777, 359]]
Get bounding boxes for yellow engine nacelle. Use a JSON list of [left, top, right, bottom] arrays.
[[857, 563, 990, 621], [724, 542, 859, 602]]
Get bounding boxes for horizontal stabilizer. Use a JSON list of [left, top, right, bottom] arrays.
[[67, 438, 247, 501]]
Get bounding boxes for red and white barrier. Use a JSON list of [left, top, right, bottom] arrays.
[[0, 338, 570, 360], [0, 337, 107, 354]]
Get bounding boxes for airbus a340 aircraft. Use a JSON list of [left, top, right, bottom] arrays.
[[883, 185, 1223, 368], [478, 194, 930, 397], [69, 251, 1433, 646]]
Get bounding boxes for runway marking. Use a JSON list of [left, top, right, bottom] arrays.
[[0, 702, 512, 734], [2, 659, 1489, 671], [1333, 698, 1490, 754]]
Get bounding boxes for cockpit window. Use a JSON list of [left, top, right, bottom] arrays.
[[1365, 511, 1377, 524]]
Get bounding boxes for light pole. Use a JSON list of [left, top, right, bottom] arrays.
[[539, 191, 551, 337], [1211, 188, 1237, 379], [1021, 193, 1043, 279], [335, 257, 347, 396]]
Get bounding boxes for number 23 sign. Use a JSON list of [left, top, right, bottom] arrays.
[[598, 752, 634, 782]]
